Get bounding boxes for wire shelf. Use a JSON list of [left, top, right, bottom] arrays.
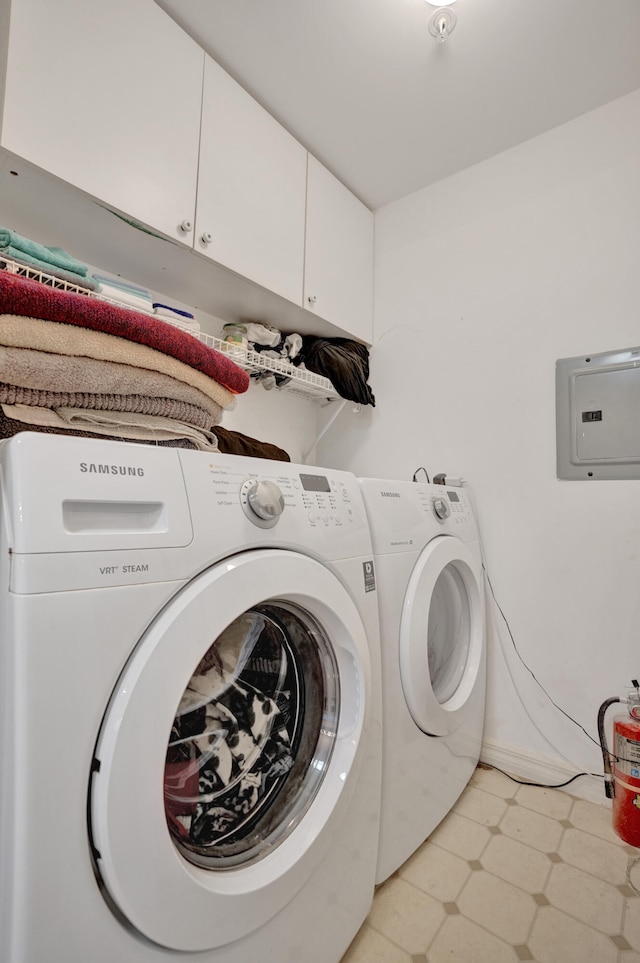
[[0, 254, 99, 295], [0, 258, 339, 404], [199, 334, 339, 404]]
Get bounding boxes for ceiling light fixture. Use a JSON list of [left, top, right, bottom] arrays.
[[427, 5, 457, 43], [425, 0, 457, 43]]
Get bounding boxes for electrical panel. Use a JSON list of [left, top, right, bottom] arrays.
[[556, 346, 640, 480]]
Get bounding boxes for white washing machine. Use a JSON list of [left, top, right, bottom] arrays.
[[0, 433, 382, 963], [358, 479, 486, 884]]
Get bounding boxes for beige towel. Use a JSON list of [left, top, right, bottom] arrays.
[[3, 404, 220, 452], [0, 314, 236, 410], [0, 383, 215, 430], [0, 345, 224, 421]]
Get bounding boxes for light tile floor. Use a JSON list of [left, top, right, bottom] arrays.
[[341, 765, 640, 962]]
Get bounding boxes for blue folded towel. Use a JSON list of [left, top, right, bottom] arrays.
[[0, 227, 90, 277]]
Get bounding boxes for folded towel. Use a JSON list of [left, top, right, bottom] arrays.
[[92, 274, 152, 298], [212, 426, 291, 462], [152, 302, 195, 320], [0, 314, 236, 409], [97, 282, 153, 312], [157, 314, 201, 337], [3, 404, 220, 451], [1, 255, 99, 291], [0, 408, 199, 449], [0, 272, 249, 394], [0, 345, 223, 420], [154, 304, 201, 336], [0, 384, 217, 430], [0, 227, 91, 276]]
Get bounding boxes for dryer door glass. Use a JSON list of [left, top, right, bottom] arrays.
[[164, 600, 339, 869], [428, 563, 471, 704]]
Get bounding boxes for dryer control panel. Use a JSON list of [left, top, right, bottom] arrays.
[[359, 478, 480, 554]]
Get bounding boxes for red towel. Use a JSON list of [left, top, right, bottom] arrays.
[[0, 271, 249, 394]]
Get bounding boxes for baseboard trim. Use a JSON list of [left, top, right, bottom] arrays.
[[480, 738, 607, 806]]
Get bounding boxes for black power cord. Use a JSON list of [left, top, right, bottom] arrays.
[[483, 565, 605, 788], [412, 467, 430, 483], [484, 564, 601, 750], [481, 763, 601, 790]]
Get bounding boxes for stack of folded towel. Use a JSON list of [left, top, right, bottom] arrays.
[[92, 273, 154, 312], [0, 227, 98, 290], [93, 273, 202, 338], [0, 271, 249, 450]]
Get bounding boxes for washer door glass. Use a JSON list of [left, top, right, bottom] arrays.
[[399, 536, 484, 737], [428, 565, 471, 704], [165, 601, 338, 869]]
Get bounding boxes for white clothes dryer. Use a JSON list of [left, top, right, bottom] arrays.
[[0, 433, 382, 963], [358, 479, 486, 884]]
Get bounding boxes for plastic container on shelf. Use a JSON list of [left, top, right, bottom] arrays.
[[220, 322, 248, 358]]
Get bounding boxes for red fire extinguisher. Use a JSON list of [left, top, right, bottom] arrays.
[[599, 681, 640, 848]]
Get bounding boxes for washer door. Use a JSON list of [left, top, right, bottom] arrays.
[[89, 549, 370, 951], [399, 536, 483, 737]]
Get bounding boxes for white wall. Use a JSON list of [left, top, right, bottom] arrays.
[[319, 89, 640, 781]]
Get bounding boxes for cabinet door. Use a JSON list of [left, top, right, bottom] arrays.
[[304, 156, 374, 344], [0, 0, 203, 245], [195, 55, 306, 305]]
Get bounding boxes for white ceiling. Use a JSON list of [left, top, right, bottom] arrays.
[[154, 0, 640, 210]]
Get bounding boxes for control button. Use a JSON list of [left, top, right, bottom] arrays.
[[432, 496, 451, 521], [247, 479, 285, 520], [240, 478, 285, 528]]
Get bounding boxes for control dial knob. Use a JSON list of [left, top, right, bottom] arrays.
[[245, 479, 285, 522], [432, 495, 451, 521]]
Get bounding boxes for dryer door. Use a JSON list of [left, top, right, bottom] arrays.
[[399, 535, 484, 736], [89, 549, 371, 952]]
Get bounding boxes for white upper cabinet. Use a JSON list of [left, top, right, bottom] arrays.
[[303, 156, 374, 344], [0, 0, 373, 342], [195, 55, 307, 306], [0, 0, 204, 245]]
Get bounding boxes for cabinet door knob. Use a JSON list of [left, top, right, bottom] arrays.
[[179, 219, 193, 234], [201, 232, 213, 245], [307, 294, 318, 305]]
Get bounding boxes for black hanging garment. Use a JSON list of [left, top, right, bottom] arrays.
[[295, 337, 375, 407]]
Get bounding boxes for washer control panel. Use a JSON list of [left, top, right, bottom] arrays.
[[206, 463, 357, 529]]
